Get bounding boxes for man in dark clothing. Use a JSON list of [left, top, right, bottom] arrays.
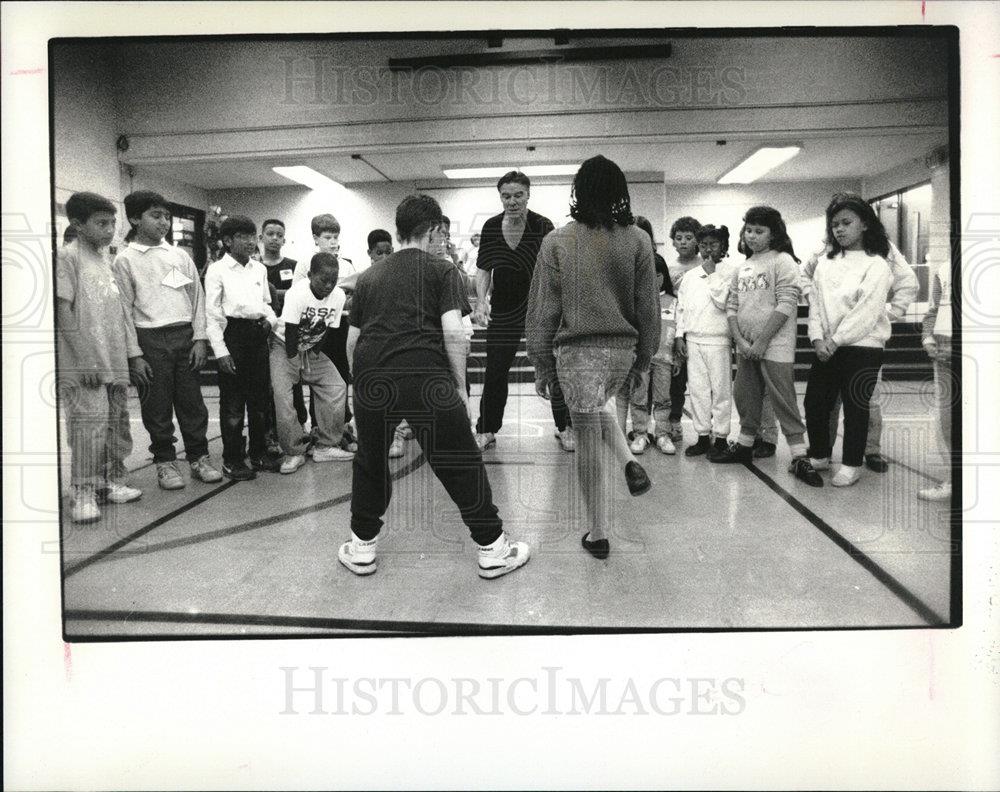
[[472, 170, 573, 452]]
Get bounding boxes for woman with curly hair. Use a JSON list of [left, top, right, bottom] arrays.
[[526, 155, 661, 560]]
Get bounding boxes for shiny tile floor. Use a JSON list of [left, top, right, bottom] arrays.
[[60, 382, 956, 637]]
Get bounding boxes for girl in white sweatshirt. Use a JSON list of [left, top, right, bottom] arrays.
[[803, 195, 893, 487]]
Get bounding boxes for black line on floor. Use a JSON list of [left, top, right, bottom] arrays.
[[62, 480, 239, 579], [482, 460, 536, 465], [62, 607, 941, 639], [881, 454, 943, 485], [742, 463, 947, 626], [67, 453, 428, 567]]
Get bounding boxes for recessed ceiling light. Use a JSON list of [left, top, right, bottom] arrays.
[[717, 145, 802, 184], [273, 166, 345, 191]]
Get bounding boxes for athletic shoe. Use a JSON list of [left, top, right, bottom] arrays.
[[312, 445, 355, 462], [685, 435, 711, 457], [752, 438, 777, 458], [222, 461, 256, 481], [156, 461, 186, 490], [388, 431, 406, 459], [102, 482, 142, 504], [865, 453, 890, 473], [581, 532, 610, 560], [280, 454, 306, 474], [809, 457, 831, 471], [556, 426, 576, 452], [831, 465, 863, 487], [475, 432, 496, 451], [709, 442, 753, 465], [624, 460, 652, 496], [668, 420, 684, 443], [190, 455, 223, 483], [477, 533, 531, 579], [250, 453, 284, 473], [789, 456, 824, 487], [340, 427, 359, 453], [656, 435, 677, 455], [918, 482, 952, 501], [70, 486, 101, 523], [629, 432, 650, 455], [338, 534, 379, 576], [706, 437, 731, 462]]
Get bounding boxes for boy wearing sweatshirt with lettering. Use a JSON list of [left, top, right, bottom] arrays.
[[803, 196, 893, 487]]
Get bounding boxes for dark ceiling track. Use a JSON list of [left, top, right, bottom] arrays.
[[388, 43, 672, 71], [351, 154, 393, 182]]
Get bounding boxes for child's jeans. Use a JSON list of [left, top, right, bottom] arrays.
[[134, 324, 210, 463], [629, 359, 672, 437], [218, 318, 270, 465], [686, 338, 732, 438], [733, 358, 806, 448], [269, 336, 347, 456], [62, 381, 132, 487]]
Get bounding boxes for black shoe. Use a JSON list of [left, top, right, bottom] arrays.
[[789, 456, 824, 487], [706, 437, 731, 462], [709, 442, 753, 465], [684, 435, 712, 457], [753, 438, 777, 458], [250, 453, 283, 473], [625, 461, 652, 496], [865, 453, 889, 473], [223, 460, 257, 481], [581, 532, 610, 560]]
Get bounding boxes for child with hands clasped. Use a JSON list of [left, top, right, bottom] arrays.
[[803, 195, 893, 487]]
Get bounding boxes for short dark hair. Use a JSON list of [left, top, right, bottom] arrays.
[[670, 216, 702, 238], [497, 170, 530, 191], [569, 155, 634, 230], [697, 224, 730, 256], [311, 214, 341, 236], [219, 215, 257, 240], [123, 191, 169, 222], [261, 219, 285, 232], [367, 228, 392, 250], [66, 192, 117, 224], [309, 251, 339, 274], [62, 225, 79, 245], [396, 194, 443, 243]]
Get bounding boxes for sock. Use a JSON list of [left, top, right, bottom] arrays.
[[789, 443, 807, 458], [349, 532, 378, 560], [737, 433, 755, 447], [478, 533, 509, 561]]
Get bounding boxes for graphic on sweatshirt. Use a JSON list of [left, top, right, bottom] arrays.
[[297, 305, 337, 351], [736, 269, 772, 293]]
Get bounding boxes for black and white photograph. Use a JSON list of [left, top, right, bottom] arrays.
[[3, 1, 998, 789]]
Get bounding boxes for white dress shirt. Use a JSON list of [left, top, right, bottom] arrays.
[[204, 253, 277, 358]]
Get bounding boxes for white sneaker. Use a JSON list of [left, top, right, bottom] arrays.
[[70, 486, 101, 523], [629, 433, 650, 454], [918, 482, 952, 501], [103, 482, 142, 504], [388, 431, 406, 459], [312, 445, 355, 462], [280, 454, 307, 474], [656, 435, 676, 455], [556, 426, 576, 452], [478, 533, 531, 579], [831, 464, 862, 487], [190, 455, 223, 483], [810, 457, 831, 471], [338, 533, 378, 575], [475, 432, 496, 451]]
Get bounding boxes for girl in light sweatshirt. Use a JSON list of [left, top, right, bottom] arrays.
[[803, 195, 893, 487]]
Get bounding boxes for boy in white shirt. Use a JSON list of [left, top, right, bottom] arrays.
[[665, 216, 705, 444], [204, 216, 280, 481], [271, 253, 354, 473]]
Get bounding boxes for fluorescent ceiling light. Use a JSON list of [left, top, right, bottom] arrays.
[[273, 166, 345, 191], [443, 163, 580, 179], [717, 145, 802, 184]]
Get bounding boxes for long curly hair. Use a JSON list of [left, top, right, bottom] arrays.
[[737, 205, 800, 263], [569, 155, 634, 230], [824, 193, 890, 258]]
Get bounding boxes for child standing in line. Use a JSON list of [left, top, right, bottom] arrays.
[[665, 216, 704, 446], [621, 215, 676, 454], [803, 195, 893, 487], [270, 252, 354, 474], [711, 206, 823, 487], [114, 191, 223, 490], [204, 215, 282, 481], [56, 192, 145, 522], [917, 256, 953, 501], [677, 224, 737, 459]]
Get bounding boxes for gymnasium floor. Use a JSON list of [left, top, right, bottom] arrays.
[[59, 382, 957, 638]]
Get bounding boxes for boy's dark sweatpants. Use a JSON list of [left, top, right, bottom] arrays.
[[349, 369, 503, 546], [135, 324, 209, 463], [669, 357, 687, 423], [218, 318, 270, 465], [320, 321, 353, 424]]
